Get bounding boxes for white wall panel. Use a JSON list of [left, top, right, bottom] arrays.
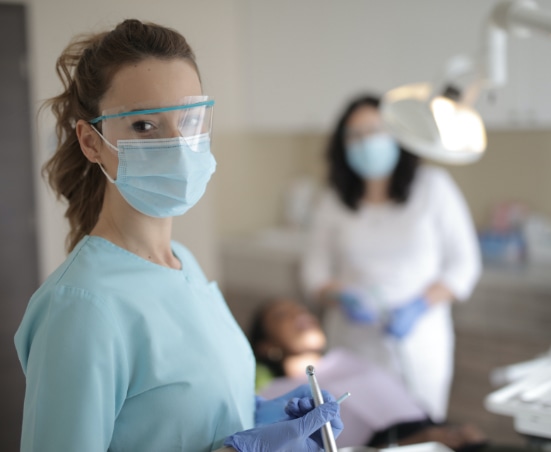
[[240, 0, 551, 131]]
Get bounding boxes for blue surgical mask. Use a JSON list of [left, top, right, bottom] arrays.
[[95, 132, 216, 218], [345, 133, 400, 180]]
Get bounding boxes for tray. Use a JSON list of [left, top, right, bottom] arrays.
[[338, 442, 454, 452], [380, 442, 455, 452], [485, 364, 551, 438]]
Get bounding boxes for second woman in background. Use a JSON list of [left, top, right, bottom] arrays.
[[301, 94, 481, 422]]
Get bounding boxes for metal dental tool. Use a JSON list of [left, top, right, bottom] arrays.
[[306, 365, 338, 452], [336, 392, 351, 405]]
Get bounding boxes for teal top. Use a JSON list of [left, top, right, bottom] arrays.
[[15, 236, 255, 452]]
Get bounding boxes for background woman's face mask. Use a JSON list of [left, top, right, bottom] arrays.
[[345, 133, 400, 180], [90, 97, 216, 218]]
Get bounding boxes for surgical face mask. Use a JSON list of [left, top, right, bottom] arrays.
[[94, 130, 216, 218], [345, 133, 400, 180], [89, 97, 216, 217]]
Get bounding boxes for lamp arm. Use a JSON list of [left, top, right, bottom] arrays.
[[493, 0, 551, 35], [479, 0, 551, 89], [478, 23, 508, 89]]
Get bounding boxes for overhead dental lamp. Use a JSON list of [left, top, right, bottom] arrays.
[[381, 0, 551, 165]]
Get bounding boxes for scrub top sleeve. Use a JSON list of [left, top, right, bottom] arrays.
[[20, 286, 127, 452], [433, 170, 482, 301], [300, 192, 339, 299]]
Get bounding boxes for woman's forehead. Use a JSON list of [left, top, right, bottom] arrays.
[[101, 58, 201, 112], [348, 105, 381, 127]]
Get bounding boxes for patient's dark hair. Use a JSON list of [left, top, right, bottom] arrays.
[[326, 94, 420, 211], [248, 300, 285, 378]]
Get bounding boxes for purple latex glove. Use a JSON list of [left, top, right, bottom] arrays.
[[286, 395, 344, 445], [254, 384, 312, 426], [386, 297, 429, 339], [224, 401, 341, 452], [337, 288, 378, 324]]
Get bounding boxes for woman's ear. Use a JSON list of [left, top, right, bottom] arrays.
[[76, 119, 103, 163]]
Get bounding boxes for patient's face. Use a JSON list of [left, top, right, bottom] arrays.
[[262, 299, 326, 355]]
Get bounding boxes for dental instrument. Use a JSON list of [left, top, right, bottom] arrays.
[[336, 392, 351, 405], [306, 365, 338, 452]]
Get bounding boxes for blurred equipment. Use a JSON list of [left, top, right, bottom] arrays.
[[381, 0, 551, 165], [485, 348, 551, 441], [523, 214, 551, 264], [478, 201, 529, 267], [338, 443, 454, 452]]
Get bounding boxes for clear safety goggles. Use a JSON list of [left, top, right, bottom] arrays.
[[89, 96, 214, 152]]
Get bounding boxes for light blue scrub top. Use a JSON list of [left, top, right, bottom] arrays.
[[15, 236, 255, 452]]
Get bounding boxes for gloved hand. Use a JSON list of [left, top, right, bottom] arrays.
[[286, 396, 344, 444], [385, 297, 429, 339], [224, 401, 341, 452], [337, 287, 378, 324], [255, 384, 313, 426]]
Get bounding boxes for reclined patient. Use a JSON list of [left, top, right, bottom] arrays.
[[249, 297, 488, 449]]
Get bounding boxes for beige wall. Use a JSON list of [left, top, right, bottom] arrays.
[[211, 133, 325, 236], [213, 129, 551, 237], [447, 130, 551, 228]]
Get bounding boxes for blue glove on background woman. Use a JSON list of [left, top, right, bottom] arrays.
[[386, 297, 429, 339], [224, 400, 342, 452], [337, 287, 379, 324]]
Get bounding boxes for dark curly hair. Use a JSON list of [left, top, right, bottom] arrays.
[[248, 300, 286, 378], [327, 94, 420, 210]]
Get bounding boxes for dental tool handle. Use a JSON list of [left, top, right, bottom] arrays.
[[306, 365, 338, 452]]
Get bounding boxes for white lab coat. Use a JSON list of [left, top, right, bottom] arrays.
[[301, 165, 481, 421]]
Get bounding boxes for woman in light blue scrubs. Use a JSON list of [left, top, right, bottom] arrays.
[[14, 19, 342, 452]]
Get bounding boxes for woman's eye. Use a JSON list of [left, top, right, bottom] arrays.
[[131, 120, 154, 133]]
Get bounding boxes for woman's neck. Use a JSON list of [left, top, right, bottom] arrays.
[[282, 352, 323, 378], [364, 177, 390, 204], [91, 188, 180, 269]]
